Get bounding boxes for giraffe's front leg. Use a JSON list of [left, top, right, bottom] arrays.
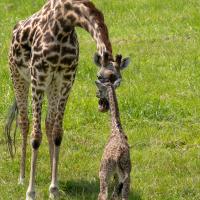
[[45, 83, 60, 173], [9, 64, 30, 185], [49, 79, 73, 199], [49, 107, 66, 199], [49, 144, 61, 199], [26, 87, 44, 200], [49, 119, 64, 199]]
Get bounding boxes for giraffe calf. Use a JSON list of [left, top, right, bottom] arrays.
[[96, 81, 131, 200]]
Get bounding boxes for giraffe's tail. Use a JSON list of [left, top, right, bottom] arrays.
[[4, 99, 18, 158]]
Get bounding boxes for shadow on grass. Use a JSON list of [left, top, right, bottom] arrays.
[[60, 179, 141, 200]]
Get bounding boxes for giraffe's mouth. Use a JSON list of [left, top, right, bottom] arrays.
[[98, 98, 109, 112]]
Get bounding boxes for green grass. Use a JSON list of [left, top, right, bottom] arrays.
[[0, 0, 200, 199]]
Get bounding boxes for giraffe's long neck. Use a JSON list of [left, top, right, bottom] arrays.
[[53, 0, 113, 57], [107, 85, 123, 134]]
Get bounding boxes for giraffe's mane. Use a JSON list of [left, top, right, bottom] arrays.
[[59, 0, 112, 54], [81, 1, 112, 53]]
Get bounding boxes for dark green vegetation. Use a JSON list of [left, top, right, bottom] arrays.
[[0, 0, 200, 199]]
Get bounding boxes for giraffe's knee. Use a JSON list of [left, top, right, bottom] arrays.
[[31, 132, 42, 150], [31, 139, 41, 150], [116, 182, 123, 196], [54, 136, 62, 146], [52, 127, 63, 146], [53, 134, 63, 146]]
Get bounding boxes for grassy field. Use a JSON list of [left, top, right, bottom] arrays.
[[0, 0, 200, 199]]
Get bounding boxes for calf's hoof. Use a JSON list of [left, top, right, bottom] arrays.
[[26, 191, 36, 200], [98, 193, 107, 200], [49, 186, 59, 199]]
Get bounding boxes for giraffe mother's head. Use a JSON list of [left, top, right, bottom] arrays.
[[94, 51, 130, 112]]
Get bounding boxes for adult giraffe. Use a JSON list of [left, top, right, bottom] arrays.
[[6, 0, 130, 199]]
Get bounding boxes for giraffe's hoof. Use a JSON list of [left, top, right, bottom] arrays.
[[26, 190, 36, 200], [111, 195, 119, 200], [18, 177, 25, 185], [111, 194, 118, 200], [49, 186, 59, 199]]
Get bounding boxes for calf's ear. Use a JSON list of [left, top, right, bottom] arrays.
[[114, 79, 121, 88]]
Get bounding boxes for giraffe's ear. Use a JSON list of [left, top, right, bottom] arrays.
[[94, 53, 101, 67], [113, 79, 121, 88], [103, 52, 109, 64], [116, 54, 122, 65], [120, 57, 130, 70]]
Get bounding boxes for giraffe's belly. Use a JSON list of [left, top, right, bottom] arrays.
[[18, 66, 54, 89]]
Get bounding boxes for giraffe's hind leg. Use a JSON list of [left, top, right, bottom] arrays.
[[116, 168, 130, 200], [45, 82, 59, 173], [111, 175, 121, 200], [121, 173, 130, 200], [9, 64, 30, 184]]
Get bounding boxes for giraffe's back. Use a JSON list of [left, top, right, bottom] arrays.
[[9, 0, 79, 86]]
